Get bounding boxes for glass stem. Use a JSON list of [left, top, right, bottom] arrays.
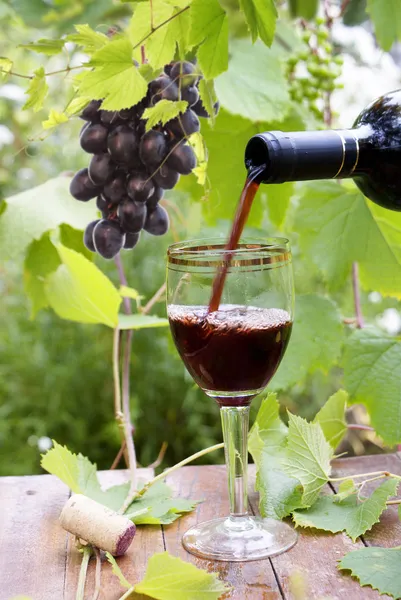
[[220, 406, 250, 517]]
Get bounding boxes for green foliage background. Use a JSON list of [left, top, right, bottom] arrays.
[[1, 0, 401, 475]]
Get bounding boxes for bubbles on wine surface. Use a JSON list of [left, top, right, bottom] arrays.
[[71, 59, 214, 258]]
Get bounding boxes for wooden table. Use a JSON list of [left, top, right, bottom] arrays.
[[1, 454, 400, 600]]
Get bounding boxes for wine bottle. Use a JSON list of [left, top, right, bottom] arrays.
[[245, 89, 401, 211]]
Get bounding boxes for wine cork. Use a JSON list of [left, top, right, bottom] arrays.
[[59, 494, 136, 556]]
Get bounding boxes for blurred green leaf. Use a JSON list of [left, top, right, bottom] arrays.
[[190, 0, 228, 79], [239, 0, 277, 46], [314, 389, 348, 450], [67, 24, 108, 54], [288, 0, 319, 20], [342, 0, 368, 26], [215, 38, 290, 123], [118, 314, 169, 329], [20, 38, 65, 55], [367, 0, 401, 51], [344, 328, 401, 445], [339, 546, 401, 598], [270, 294, 344, 391], [265, 182, 293, 229], [42, 109, 69, 129], [46, 244, 121, 327], [23, 67, 48, 112], [0, 57, 13, 80]]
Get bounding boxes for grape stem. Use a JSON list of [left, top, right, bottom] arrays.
[[0, 65, 82, 80], [352, 262, 365, 328], [92, 547, 102, 600], [340, 0, 351, 16], [133, 5, 190, 50], [140, 282, 166, 314], [347, 423, 374, 431], [110, 439, 127, 470], [118, 587, 135, 600], [75, 546, 92, 600], [330, 470, 401, 482]]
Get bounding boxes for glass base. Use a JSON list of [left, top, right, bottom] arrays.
[[182, 515, 298, 562]]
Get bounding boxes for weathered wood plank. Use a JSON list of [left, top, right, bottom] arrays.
[[164, 465, 283, 600], [64, 468, 161, 600], [0, 474, 70, 600]]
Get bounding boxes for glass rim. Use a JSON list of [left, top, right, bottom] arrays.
[[167, 237, 291, 268]]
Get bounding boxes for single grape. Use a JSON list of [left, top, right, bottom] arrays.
[[181, 85, 199, 107], [149, 74, 179, 105], [166, 109, 200, 140], [88, 153, 113, 186], [123, 231, 141, 249], [93, 219, 125, 259], [192, 98, 220, 118], [139, 129, 168, 167], [119, 107, 137, 120], [170, 61, 199, 88], [80, 123, 109, 154], [152, 164, 180, 190], [103, 171, 127, 204], [144, 205, 169, 236], [108, 125, 138, 165], [80, 100, 101, 122], [164, 63, 173, 77], [100, 110, 121, 127], [70, 168, 100, 201], [118, 198, 147, 233], [146, 185, 164, 210], [126, 172, 154, 202], [83, 220, 100, 252], [166, 142, 196, 175], [136, 119, 146, 139], [96, 194, 108, 212]]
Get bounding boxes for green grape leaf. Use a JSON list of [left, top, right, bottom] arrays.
[[45, 244, 121, 327], [293, 478, 398, 541], [295, 181, 401, 297], [339, 546, 401, 598], [23, 67, 48, 112], [366, 0, 401, 51], [41, 441, 102, 496], [42, 109, 69, 129], [125, 481, 199, 525], [118, 314, 169, 329], [24, 233, 61, 317], [214, 38, 290, 123], [344, 327, 401, 445], [249, 394, 304, 519], [143, 99, 188, 131], [314, 390, 348, 450], [0, 176, 97, 261], [0, 57, 13, 80], [283, 414, 333, 506], [270, 294, 344, 392], [65, 96, 92, 117], [190, 0, 228, 79], [265, 182, 293, 229], [198, 79, 217, 125], [288, 0, 319, 20], [67, 24, 109, 54], [239, 0, 277, 46], [343, 0, 368, 26], [130, 1, 190, 70], [59, 223, 93, 260], [105, 554, 132, 589], [188, 132, 208, 185], [135, 552, 230, 599], [334, 479, 357, 502], [80, 38, 148, 110], [20, 38, 65, 55]]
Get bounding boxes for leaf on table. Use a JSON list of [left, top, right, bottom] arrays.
[[344, 327, 401, 445], [0, 176, 97, 260], [20, 38, 65, 55], [118, 313, 169, 330], [295, 181, 401, 298], [249, 394, 304, 519], [135, 552, 230, 599], [239, 0, 277, 46], [314, 390, 348, 450], [334, 479, 357, 503], [67, 24, 109, 54], [339, 545, 401, 598], [143, 100, 188, 131], [190, 0, 228, 79], [283, 414, 333, 507], [293, 478, 398, 541], [270, 294, 344, 392], [366, 0, 401, 51], [125, 481, 199, 525], [46, 244, 121, 327], [23, 67, 48, 112], [215, 38, 290, 123], [79, 38, 148, 110], [105, 553, 132, 589]]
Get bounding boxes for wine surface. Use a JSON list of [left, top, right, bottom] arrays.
[[208, 170, 262, 313], [168, 304, 292, 406]]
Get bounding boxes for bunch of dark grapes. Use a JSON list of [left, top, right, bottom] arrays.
[[70, 61, 218, 259]]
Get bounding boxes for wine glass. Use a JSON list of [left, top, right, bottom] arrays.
[[166, 237, 297, 562]]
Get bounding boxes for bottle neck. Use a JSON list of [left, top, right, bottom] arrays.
[[245, 126, 373, 184]]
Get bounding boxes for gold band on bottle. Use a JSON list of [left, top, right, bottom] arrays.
[[332, 131, 346, 178], [348, 136, 360, 175]]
